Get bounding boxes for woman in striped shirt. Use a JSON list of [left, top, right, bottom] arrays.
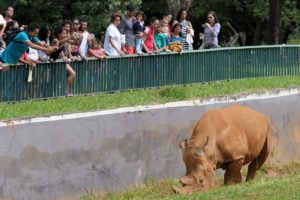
[[173, 8, 193, 50]]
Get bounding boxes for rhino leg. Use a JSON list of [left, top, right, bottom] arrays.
[[246, 143, 271, 181], [246, 151, 269, 181], [246, 129, 271, 182], [224, 158, 244, 185]]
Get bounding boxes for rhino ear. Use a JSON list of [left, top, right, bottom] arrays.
[[195, 137, 209, 157], [179, 139, 188, 151]]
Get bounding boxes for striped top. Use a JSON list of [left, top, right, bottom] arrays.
[[179, 20, 192, 50]]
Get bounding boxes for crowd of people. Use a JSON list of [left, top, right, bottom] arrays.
[[0, 5, 221, 96]]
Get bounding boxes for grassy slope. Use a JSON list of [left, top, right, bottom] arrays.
[[81, 163, 300, 200], [2, 76, 300, 120]]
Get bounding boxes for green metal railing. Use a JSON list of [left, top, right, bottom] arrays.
[[0, 45, 299, 102], [0, 62, 66, 102]]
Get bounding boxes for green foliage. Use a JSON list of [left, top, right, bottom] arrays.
[[189, 0, 270, 45], [287, 39, 300, 44], [282, 0, 300, 36], [0, 0, 142, 36], [67, 0, 142, 35], [141, 0, 168, 23], [188, 0, 300, 45], [1, 0, 299, 44]]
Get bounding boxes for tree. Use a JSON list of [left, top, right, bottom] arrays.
[[280, 0, 300, 43], [166, 0, 193, 16], [189, 0, 269, 45], [141, 0, 168, 23], [0, 0, 142, 35], [1, 0, 299, 45], [268, 0, 283, 44], [69, 0, 142, 35]]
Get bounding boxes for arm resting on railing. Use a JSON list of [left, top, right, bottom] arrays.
[[25, 41, 56, 55]]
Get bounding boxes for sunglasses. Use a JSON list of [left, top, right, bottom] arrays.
[[74, 23, 79, 25], [208, 16, 213, 19]]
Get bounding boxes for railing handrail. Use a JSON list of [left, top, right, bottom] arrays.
[[2, 45, 299, 65], [0, 45, 299, 102]]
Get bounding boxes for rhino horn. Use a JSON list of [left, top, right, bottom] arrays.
[[195, 148, 204, 157], [179, 176, 195, 186]]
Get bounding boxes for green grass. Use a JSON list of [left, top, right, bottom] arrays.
[[287, 39, 300, 45], [80, 163, 300, 200], [2, 76, 300, 120]]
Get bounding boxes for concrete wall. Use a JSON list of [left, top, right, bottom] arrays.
[[0, 89, 300, 199]]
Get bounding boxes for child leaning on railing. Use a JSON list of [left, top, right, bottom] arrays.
[[87, 39, 106, 60]]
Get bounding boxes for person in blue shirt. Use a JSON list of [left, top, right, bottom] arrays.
[[0, 22, 56, 64], [169, 23, 183, 53]]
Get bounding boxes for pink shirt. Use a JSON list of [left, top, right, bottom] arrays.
[[144, 26, 155, 52], [88, 49, 105, 57]]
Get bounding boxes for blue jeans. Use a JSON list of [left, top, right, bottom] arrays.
[[135, 38, 144, 54]]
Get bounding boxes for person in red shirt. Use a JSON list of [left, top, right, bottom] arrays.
[[19, 52, 36, 67], [143, 17, 160, 54]]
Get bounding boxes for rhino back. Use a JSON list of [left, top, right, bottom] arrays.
[[190, 105, 270, 166]]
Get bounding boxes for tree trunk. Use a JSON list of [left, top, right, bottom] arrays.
[[166, 0, 193, 16], [268, 0, 283, 44], [253, 22, 262, 45]]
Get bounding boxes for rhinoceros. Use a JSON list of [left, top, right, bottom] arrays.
[[173, 104, 272, 194]]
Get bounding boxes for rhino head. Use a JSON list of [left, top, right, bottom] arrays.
[[173, 137, 216, 194]]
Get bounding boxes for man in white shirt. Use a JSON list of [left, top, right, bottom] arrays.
[[79, 19, 92, 58], [27, 47, 40, 62]]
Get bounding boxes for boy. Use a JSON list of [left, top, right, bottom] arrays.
[[133, 11, 146, 55]]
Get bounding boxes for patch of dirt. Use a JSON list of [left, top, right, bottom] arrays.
[[266, 169, 278, 177]]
